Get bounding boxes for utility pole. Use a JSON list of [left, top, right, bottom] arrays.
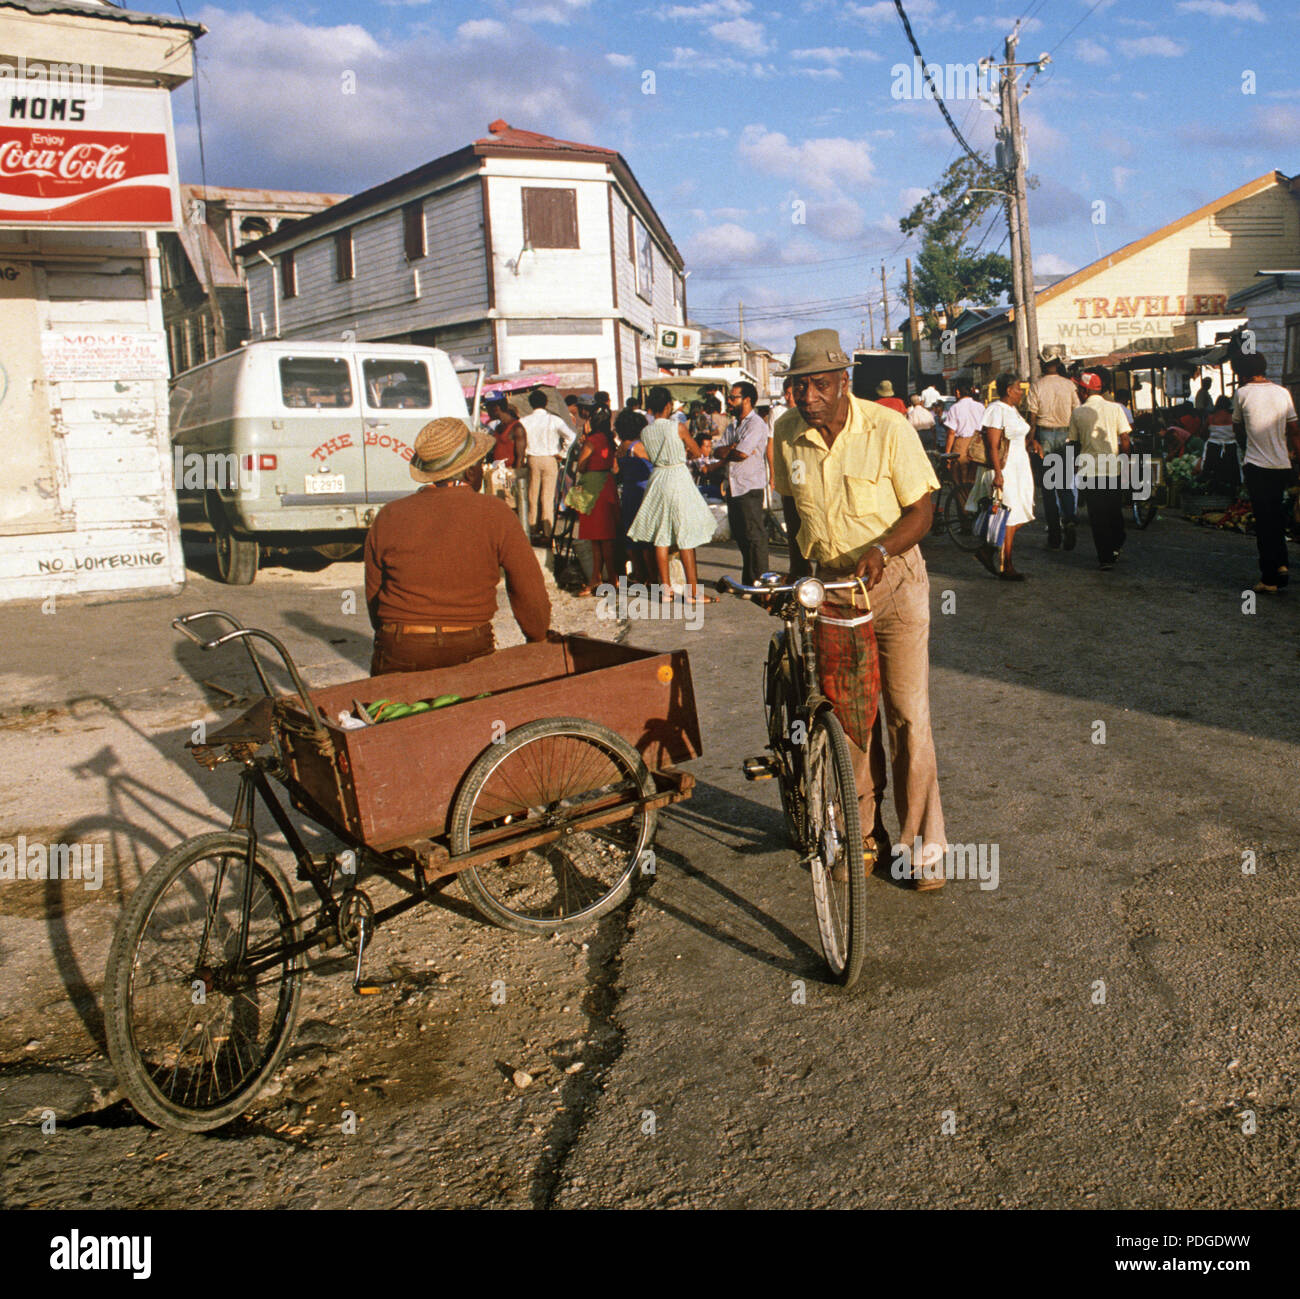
[[881, 264, 891, 342], [1003, 31, 1040, 381], [998, 54, 1029, 380], [868, 301, 876, 349], [906, 256, 920, 376]]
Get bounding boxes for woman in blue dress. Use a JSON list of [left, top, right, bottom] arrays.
[[614, 405, 654, 585], [627, 386, 718, 603]]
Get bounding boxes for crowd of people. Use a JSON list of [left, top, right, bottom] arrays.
[[473, 345, 1299, 602]]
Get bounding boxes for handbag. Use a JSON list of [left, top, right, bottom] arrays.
[[965, 427, 1006, 466], [563, 470, 608, 515], [973, 490, 1009, 548]]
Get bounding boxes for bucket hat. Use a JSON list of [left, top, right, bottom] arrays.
[[875, 379, 895, 397], [783, 328, 852, 377]]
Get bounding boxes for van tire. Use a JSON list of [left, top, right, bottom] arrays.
[[214, 523, 259, 585]]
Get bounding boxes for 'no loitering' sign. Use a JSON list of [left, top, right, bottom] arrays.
[[0, 75, 181, 228]]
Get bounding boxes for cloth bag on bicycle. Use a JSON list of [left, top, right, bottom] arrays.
[[812, 583, 881, 752]]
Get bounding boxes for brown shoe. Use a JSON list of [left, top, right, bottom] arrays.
[[914, 873, 945, 892]]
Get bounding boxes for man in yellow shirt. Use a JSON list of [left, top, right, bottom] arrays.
[[773, 329, 947, 889]]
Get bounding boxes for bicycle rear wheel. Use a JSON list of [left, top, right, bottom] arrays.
[[103, 831, 303, 1132], [944, 482, 982, 551], [805, 712, 866, 987], [450, 718, 656, 935]]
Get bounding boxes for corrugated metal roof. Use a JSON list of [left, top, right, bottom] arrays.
[[0, 0, 202, 34], [476, 120, 616, 157]]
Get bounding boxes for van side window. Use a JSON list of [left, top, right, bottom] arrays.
[[279, 357, 354, 409], [363, 359, 431, 410]]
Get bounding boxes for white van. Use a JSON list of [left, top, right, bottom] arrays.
[[170, 341, 471, 583]]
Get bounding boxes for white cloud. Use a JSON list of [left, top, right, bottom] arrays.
[[791, 46, 881, 63], [709, 17, 770, 53], [1075, 38, 1108, 64], [511, 0, 594, 23], [674, 126, 731, 139], [1034, 252, 1077, 276], [605, 52, 636, 67], [1111, 165, 1137, 193], [686, 221, 771, 266], [1175, 0, 1266, 19], [457, 19, 507, 40], [655, 0, 752, 18], [663, 46, 775, 75], [738, 124, 875, 192], [1121, 36, 1188, 56], [712, 206, 750, 220], [805, 198, 866, 242], [177, 7, 598, 192], [797, 67, 843, 80]]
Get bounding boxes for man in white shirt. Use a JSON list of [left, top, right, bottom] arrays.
[[907, 393, 936, 446], [920, 382, 941, 410], [1232, 352, 1300, 592], [1026, 356, 1081, 550], [943, 377, 985, 486], [1069, 367, 1131, 571], [520, 388, 576, 539]]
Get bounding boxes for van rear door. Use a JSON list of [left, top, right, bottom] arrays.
[[276, 352, 367, 507], [358, 355, 436, 504]]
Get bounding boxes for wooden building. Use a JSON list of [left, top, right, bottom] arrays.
[[954, 171, 1300, 387], [0, 0, 200, 605], [238, 121, 687, 402], [159, 184, 346, 375]]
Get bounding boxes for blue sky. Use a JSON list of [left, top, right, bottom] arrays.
[[139, 0, 1299, 351]]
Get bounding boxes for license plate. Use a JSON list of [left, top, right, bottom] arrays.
[[305, 473, 345, 495]]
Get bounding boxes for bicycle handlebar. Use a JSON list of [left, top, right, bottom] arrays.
[[715, 574, 866, 599], [172, 611, 328, 733]]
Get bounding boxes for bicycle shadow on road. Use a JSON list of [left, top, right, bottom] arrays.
[[647, 782, 825, 979]]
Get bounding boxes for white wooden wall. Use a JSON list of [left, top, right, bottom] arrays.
[[0, 231, 185, 604]]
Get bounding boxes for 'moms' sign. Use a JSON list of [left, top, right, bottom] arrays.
[[0, 82, 180, 228]]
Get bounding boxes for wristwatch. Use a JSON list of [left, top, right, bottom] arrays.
[[872, 543, 890, 568]]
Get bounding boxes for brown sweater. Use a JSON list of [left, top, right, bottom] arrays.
[[364, 485, 550, 640]]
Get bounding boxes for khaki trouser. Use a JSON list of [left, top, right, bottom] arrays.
[[528, 454, 559, 531], [821, 546, 946, 876]]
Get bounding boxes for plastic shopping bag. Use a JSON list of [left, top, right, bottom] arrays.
[[973, 491, 1009, 548]]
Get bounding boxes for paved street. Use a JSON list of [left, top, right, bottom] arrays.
[[2, 515, 1298, 1208]]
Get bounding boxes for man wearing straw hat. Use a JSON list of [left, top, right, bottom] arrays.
[[364, 416, 551, 675], [773, 329, 947, 889]]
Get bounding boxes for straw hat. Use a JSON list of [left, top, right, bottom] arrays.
[[782, 328, 852, 377], [875, 380, 895, 397], [408, 417, 494, 483]]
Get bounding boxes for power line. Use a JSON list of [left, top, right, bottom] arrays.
[[891, 0, 985, 167], [1044, 0, 1108, 62]]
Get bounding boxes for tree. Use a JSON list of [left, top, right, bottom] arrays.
[[899, 152, 1014, 336]]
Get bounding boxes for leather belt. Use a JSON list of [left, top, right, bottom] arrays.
[[380, 621, 486, 635]]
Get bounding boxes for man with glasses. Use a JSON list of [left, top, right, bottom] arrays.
[[714, 379, 771, 586], [772, 329, 946, 889]]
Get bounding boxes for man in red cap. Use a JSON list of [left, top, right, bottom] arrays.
[[1068, 367, 1131, 571]]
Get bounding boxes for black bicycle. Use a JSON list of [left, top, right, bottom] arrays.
[[720, 572, 869, 986], [928, 451, 983, 552]]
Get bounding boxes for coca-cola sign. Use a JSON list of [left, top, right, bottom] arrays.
[[0, 82, 179, 228]]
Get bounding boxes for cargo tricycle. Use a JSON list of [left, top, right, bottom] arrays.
[[103, 612, 700, 1131]]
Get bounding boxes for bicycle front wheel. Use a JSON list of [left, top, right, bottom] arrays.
[[944, 483, 982, 551], [1131, 496, 1158, 529], [103, 831, 303, 1132], [805, 712, 867, 987], [763, 634, 803, 848]]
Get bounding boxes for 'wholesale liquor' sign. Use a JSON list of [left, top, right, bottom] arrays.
[[0, 80, 180, 228]]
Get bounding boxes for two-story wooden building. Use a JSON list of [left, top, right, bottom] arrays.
[[239, 121, 687, 402]]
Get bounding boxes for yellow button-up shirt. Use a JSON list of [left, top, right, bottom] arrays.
[[773, 395, 939, 571]]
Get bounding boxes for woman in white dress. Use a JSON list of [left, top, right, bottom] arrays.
[[974, 373, 1035, 581]]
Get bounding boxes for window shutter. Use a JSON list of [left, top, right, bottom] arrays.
[[522, 188, 579, 249], [335, 229, 354, 281], [404, 201, 425, 260], [281, 250, 296, 298]]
